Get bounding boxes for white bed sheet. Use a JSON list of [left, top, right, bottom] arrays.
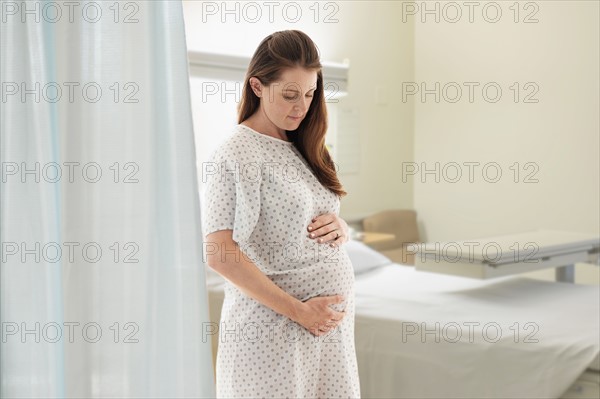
[[354, 264, 600, 398]]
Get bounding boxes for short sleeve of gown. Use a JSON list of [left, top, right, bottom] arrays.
[[201, 143, 261, 246]]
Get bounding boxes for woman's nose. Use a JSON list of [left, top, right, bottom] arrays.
[[295, 98, 309, 114]]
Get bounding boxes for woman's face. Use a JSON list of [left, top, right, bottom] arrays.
[[252, 67, 318, 132]]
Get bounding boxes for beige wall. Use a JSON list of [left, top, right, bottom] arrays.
[[413, 1, 599, 242], [333, 3, 415, 221]]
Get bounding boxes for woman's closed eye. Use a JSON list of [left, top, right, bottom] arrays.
[[283, 93, 314, 101]]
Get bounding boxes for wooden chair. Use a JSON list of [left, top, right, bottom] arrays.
[[362, 209, 420, 265]]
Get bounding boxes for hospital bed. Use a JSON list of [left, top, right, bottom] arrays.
[[412, 230, 600, 284], [204, 236, 600, 398]]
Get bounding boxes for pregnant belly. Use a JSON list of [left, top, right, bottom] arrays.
[[267, 246, 355, 313]]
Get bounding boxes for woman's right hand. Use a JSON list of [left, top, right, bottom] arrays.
[[293, 295, 347, 336]]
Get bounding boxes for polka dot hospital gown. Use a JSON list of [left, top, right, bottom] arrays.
[[201, 124, 361, 398]]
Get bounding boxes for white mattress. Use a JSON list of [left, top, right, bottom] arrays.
[[354, 264, 600, 398]]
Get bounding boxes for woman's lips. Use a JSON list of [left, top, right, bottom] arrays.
[[288, 116, 302, 121]]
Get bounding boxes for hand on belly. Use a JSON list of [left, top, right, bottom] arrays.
[[291, 294, 347, 337]]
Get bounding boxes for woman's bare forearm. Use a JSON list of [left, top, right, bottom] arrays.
[[207, 240, 305, 322]]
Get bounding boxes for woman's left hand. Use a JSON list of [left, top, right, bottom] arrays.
[[307, 213, 350, 247]]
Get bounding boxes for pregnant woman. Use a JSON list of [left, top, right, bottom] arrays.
[[201, 30, 361, 398]]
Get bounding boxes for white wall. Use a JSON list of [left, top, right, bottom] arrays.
[[413, 1, 599, 242]]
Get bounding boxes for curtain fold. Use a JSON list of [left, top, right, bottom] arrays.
[[1, 1, 215, 397]]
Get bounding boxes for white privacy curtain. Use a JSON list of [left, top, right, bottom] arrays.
[[0, 1, 215, 397]]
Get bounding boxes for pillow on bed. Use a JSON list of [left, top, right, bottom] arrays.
[[345, 239, 393, 274]]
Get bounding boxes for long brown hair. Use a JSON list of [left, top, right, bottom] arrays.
[[238, 30, 347, 198]]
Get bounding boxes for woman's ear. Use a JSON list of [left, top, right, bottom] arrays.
[[249, 77, 263, 98]]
